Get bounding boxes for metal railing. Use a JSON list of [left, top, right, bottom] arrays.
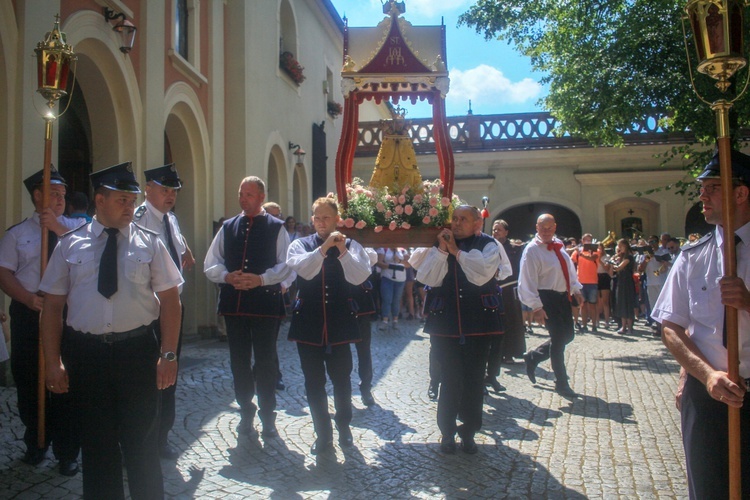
[[355, 111, 695, 156]]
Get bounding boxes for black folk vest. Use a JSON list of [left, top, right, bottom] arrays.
[[288, 234, 362, 346], [217, 213, 285, 317], [424, 233, 504, 341]]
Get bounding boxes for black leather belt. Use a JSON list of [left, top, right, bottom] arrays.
[[75, 324, 152, 344]]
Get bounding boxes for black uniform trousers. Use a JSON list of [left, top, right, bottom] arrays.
[[153, 304, 184, 447], [487, 286, 526, 378], [432, 334, 491, 437], [354, 316, 373, 392], [681, 374, 750, 499], [524, 290, 575, 383], [297, 342, 353, 441], [224, 315, 279, 421], [9, 300, 78, 460], [64, 325, 162, 500]]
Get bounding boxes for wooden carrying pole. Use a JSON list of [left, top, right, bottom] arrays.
[[37, 114, 55, 449], [714, 101, 741, 500]]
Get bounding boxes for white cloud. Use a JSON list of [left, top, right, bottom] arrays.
[[448, 64, 542, 107]]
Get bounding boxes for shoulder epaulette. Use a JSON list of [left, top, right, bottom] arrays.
[[134, 222, 159, 236], [5, 218, 28, 232], [680, 232, 713, 252], [61, 222, 88, 238], [134, 205, 147, 221]]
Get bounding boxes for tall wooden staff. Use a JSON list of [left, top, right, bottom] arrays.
[[683, 1, 750, 498], [32, 14, 76, 450]]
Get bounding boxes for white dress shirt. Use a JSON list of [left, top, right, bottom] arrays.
[[409, 238, 501, 287], [0, 213, 85, 292], [39, 218, 184, 334], [203, 211, 291, 286], [652, 223, 750, 378], [286, 236, 372, 286], [517, 235, 583, 311], [495, 239, 512, 282]]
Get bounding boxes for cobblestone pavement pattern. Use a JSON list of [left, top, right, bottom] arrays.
[[0, 319, 687, 499]]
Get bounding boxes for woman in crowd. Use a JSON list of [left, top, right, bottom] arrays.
[[596, 242, 613, 330], [376, 247, 408, 330], [611, 239, 637, 334]]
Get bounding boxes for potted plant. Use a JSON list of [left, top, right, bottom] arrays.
[[279, 51, 305, 85]]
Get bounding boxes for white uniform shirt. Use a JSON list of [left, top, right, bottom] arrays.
[[409, 238, 501, 287], [0, 213, 85, 292], [39, 219, 184, 334], [135, 200, 187, 292], [652, 223, 750, 378], [286, 236, 372, 286], [203, 211, 291, 286], [517, 235, 583, 311]]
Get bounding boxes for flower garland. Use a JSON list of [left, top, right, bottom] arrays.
[[279, 51, 305, 85], [338, 178, 462, 232]]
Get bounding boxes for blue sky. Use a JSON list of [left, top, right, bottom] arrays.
[[330, 0, 548, 118]]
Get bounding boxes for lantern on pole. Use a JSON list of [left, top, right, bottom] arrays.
[[32, 14, 76, 450], [683, 1, 749, 498]]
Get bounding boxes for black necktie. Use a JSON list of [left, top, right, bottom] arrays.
[[163, 213, 180, 269], [723, 234, 742, 347], [47, 230, 58, 260], [98, 228, 119, 298]]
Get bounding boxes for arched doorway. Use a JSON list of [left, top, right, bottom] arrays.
[[266, 145, 288, 210], [496, 203, 582, 242], [58, 73, 93, 201]]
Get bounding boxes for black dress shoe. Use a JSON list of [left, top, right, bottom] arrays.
[[261, 423, 278, 438], [460, 435, 478, 454], [428, 382, 439, 401], [485, 376, 506, 393], [439, 435, 456, 454], [59, 460, 79, 476], [276, 379, 286, 391], [555, 383, 577, 398], [21, 448, 46, 466], [338, 426, 353, 447], [237, 417, 257, 437], [361, 389, 376, 407], [523, 352, 537, 384], [311, 438, 334, 455], [159, 444, 180, 460]]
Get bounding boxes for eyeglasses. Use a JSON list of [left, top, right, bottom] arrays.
[[699, 184, 722, 196]]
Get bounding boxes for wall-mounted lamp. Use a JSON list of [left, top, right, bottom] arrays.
[[288, 142, 306, 163], [103, 7, 137, 54]]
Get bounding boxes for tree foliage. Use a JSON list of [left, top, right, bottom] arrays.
[[458, 0, 750, 189]]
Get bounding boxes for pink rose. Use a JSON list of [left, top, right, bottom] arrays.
[[422, 216, 431, 224], [385, 210, 393, 219], [429, 207, 439, 217], [404, 205, 413, 215], [337, 219, 345, 227], [395, 205, 404, 215], [389, 221, 397, 231], [344, 218, 355, 228], [401, 185, 410, 194], [355, 187, 364, 194], [365, 191, 374, 199], [374, 225, 383, 233], [398, 195, 406, 205], [413, 194, 423, 203], [429, 198, 439, 207], [376, 202, 385, 212], [430, 185, 440, 194], [355, 220, 366, 229], [441, 197, 451, 207], [401, 222, 411, 229]]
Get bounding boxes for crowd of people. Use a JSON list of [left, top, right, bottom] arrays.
[[2, 151, 748, 498]]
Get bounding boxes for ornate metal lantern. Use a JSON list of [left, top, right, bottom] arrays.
[[685, 0, 746, 91], [34, 15, 76, 107]]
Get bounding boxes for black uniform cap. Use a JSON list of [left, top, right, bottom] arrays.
[[90, 162, 141, 194], [697, 150, 750, 185], [144, 163, 182, 189], [23, 166, 67, 196]]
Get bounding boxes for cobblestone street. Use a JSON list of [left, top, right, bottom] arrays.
[[0, 319, 687, 499]]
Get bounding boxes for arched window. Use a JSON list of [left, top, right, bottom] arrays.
[[278, 0, 303, 86], [175, 0, 189, 59], [169, 0, 207, 86]]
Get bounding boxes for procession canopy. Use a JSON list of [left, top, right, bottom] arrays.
[[336, 0, 455, 204]]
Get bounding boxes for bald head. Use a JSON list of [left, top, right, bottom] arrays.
[[536, 214, 557, 244]]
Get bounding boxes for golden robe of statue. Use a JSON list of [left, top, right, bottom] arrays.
[[369, 115, 423, 194]]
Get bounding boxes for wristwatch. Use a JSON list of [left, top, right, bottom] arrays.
[[161, 351, 177, 362]]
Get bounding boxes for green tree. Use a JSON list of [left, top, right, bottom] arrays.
[[459, 0, 750, 190]]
